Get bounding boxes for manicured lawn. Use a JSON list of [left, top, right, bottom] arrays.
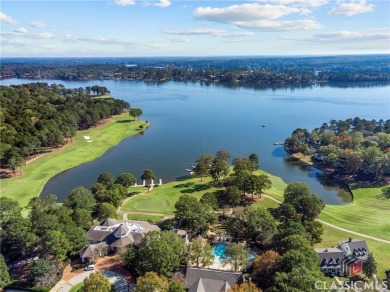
[[127, 214, 165, 223], [256, 169, 287, 201], [252, 196, 280, 210], [70, 282, 84, 292], [320, 185, 390, 240], [121, 176, 219, 214], [1, 114, 148, 207]]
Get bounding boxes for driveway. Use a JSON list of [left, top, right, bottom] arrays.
[[51, 269, 129, 292], [52, 271, 93, 292], [101, 269, 129, 292]]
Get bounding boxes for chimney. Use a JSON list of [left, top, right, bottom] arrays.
[[349, 237, 352, 242]]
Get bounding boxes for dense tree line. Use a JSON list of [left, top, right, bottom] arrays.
[[285, 118, 390, 181], [2, 61, 389, 86], [0, 83, 130, 172], [0, 195, 90, 289], [0, 169, 140, 290]]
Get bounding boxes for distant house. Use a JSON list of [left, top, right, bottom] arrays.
[[315, 237, 369, 277], [185, 267, 242, 292], [79, 218, 160, 262], [315, 248, 344, 276]]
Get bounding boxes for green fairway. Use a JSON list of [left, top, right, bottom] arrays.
[[0, 114, 148, 207], [127, 214, 165, 223], [257, 169, 287, 201], [121, 176, 219, 214], [320, 185, 390, 240], [252, 196, 281, 209]]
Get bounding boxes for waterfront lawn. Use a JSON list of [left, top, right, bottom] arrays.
[[320, 185, 390, 240], [127, 214, 165, 223], [256, 170, 287, 201], [121, 176, 219, 214], [318, 224, 390, 279], [1, 114, 148, 207]]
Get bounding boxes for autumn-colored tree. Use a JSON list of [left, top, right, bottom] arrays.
[[229, 282, 262, 292], [252, 250, 279, 289], [82, 272, 111, 292]]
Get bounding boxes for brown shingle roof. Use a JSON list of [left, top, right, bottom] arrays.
[[99, 218, 119, 226], [79, 242, 108, 259], [87, 229, 112, 242], [114, 224, 130, 238], [110, 235, 134, 248]]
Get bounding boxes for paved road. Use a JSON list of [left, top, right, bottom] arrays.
[[262, 195, 390, 244]]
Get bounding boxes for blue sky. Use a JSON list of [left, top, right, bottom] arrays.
[[1, 0, 389, 57]]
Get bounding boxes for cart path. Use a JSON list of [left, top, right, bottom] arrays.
[[262, 195, 390, 244]]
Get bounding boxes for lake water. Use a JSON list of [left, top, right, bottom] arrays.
[[2, 79, 389, 204]]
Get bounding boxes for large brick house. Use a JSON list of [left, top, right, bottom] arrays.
[[79, 218, 160, 262]]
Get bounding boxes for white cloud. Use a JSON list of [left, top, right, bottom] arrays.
[[0, 12, 17, 24], [60, 34, 163, 50], [115, 0, 136, 6], [30, 32, 55, 39], [2, 31, 160, 50], [255, 0, 328, 8], [328, 0, 374, 16], [236, 19, 323, 30], [194, 4, 308, 22], [152, 0, 171, 8], [289, 29, 389, 42], [1, 31, 55, 39], [167, 37, 190, 42], [30, 21, 48, 28], [193, 3, 323, 31], [14, 27, 28, 34], [2, 39, 55, 50], [163, 28, 254, 38]]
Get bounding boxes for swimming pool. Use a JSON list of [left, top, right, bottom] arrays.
[[212, 243, 256, 264], [212, 243, 228, 264]]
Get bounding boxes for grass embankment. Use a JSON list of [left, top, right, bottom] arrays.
[[122, 176, 219, 214], [127, 214, 165, 223], [0, 114, 148, 207], [69, 282, 84, 292]]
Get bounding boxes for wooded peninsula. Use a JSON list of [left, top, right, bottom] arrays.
[[285, 118, 390, 185]]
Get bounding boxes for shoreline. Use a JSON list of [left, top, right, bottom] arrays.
[[285, 148, 354, 199], [0, 113, 149, 207]]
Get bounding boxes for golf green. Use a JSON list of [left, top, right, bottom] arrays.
[[135, 198, 170, 211]]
